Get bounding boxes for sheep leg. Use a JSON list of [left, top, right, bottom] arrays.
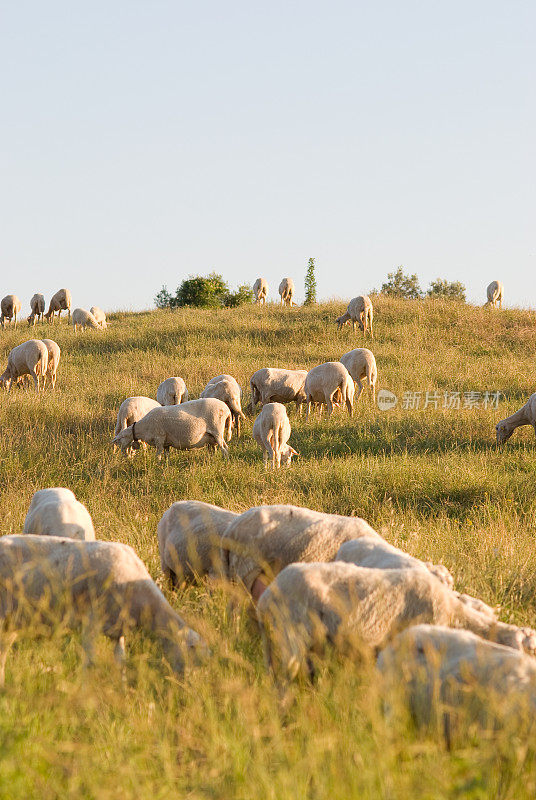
[[29, 369, 39, 392], [327, 395, 334, 417], [0, 633, 16, 688], [81, 624, 97, 669], [213, 433, 229, 459], [355, 379, 364, 401], [114, 636, 127, 684]]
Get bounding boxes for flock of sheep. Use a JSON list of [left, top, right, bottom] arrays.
[[0, 288, 108, 332]]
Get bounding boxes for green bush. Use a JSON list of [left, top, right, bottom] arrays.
[[223, 284, 254, 308], [155, 273, 253, 310], [380, 267, 422, 299], [427, 278, 466, 301]]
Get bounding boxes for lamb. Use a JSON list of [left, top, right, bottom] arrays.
[[23, 487, 95, 541], [27, 294, 45, 326], [90, 306, 108, 329], [257, 563, 536, 682], [336, 295, 374, 337], [252, 403, 298, 468], [340, 348, 377, 404], [44, 288, 72, 323], [304, 361, 354, 419], [158, 500, 238, 585], [0, 295, 22, 329], [0, 339, 48, 392], [278, 278, 295, 307], [112, 398, 232, 460], [485, 280, 504, 308], [156, 377, 189, 406], [72, 308, 101, 332], [250, 368, 308, 414], [0, 535, 206, 684], [114, 396, 161, 455], [201, 376, 245, 436], [253, 278, 269, 305], [41, 339, 61, 389], [496, 393, 536, 444]]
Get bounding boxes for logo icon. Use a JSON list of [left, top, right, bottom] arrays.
[[377, 389, 398, 411]]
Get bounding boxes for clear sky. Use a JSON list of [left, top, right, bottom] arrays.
[[2, 1, 534, 311]]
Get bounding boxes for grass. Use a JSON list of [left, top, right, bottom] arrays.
[[1, 296, 536, 798]]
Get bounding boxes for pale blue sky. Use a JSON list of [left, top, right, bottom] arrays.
[[2, 1, 534, 310]]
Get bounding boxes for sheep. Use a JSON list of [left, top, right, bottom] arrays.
[[114, 396, 161, 455], [250, 368, 308, 415], [27, 294, 45, 326], [44, 288, 72, 323], [0, 339, 48, 392], [41, 338, 61, 389], [304, 361, 354, 419], [157, 500, 238, 585], [112, 398, 232, 460], [0, 535, 206, 684], [257, 562, 536, 682], [253, 278, 269, 305], [0, 295, 22, 329], [90, 306, 108, 328], [156, 377, 189, 406], [496, 393, 536, 444], [252, 403, 298, 469], [220, 504, 379, 601], [485, 280, 504, 308], [336, 295, 374, 337], [23, 487, 96, 541], [201, 377, 245, 436], [377, 625, 536, 741], [278, 278, 295, 307], [72, 308, 101, 332], [340, 348, 377, 404]]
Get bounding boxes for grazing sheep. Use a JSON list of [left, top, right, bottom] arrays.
[[158, 500, 238, 585], [336, 295, 374, 337], [23, 487, 95, 541], [40, 339, 61, 390], [201, 377, 245, 436], [0, 339, 48, 392], [112, 398, 232, 460], [252, 403, 298, 468], [90, 306, 108, 328], [250, 368, 308, 414], [340, 348, 377, 403], [257, 563, 536, 682], [496, 393, 536, 444], [377, 625, 536, 741], [45, 288, 72, 323], [156, 377, 189, 406], [253, 278, 269, 305], [485, 280, 504, 308], [72, 308, 101, 332], [0, 535, 206, 684], [278, 278, 295, 307], [27, 294, 45, 326], [304, 361, 354, 419], [114, 396, 161, 455], [0, 295, 22, 329]]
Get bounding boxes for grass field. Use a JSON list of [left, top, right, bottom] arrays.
[[1, 296, 536, 799]]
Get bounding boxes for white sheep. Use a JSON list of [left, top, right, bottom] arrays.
[[23, 487, 96, 541], [114, 396, 161, 455], [278, 278, 295, 307], [257, 562, 536, 682], [156, 377, 189, 406], [45, 288, 72, 323], [340, 348, 377, 404], [0, 295, 22, 329], [40, 338, 61, 390], [157, 500, 238, 585], [112, 398, 232, 460], [253, 278, 269, 305], [304, 361, 354, 419], [201, 377, 245, 436], [250, 368, 308, 414], [252, 402, 298, 468], [496, 393, 536, 444], [0, 339, 49, 392], [27, 294, 45, 326], [90, 306, 108, 329], [72, 308, 101, 332], [336, 295, 374, 337], [0, 535, 206, 684], [485, 280, 504, 308]]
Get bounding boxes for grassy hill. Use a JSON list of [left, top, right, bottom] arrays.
[[1, 297, 536, 798]]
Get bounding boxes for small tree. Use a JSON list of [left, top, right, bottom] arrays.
[[154, 273, 253, 309], [304, 257, 317, 305], [223, 284, 254, 308], [426, 278, 466, 301], [154, 285, 177, 309], [381, 267, 422, 299]]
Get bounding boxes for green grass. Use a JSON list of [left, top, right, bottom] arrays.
[[1, 297, 536, 798]]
